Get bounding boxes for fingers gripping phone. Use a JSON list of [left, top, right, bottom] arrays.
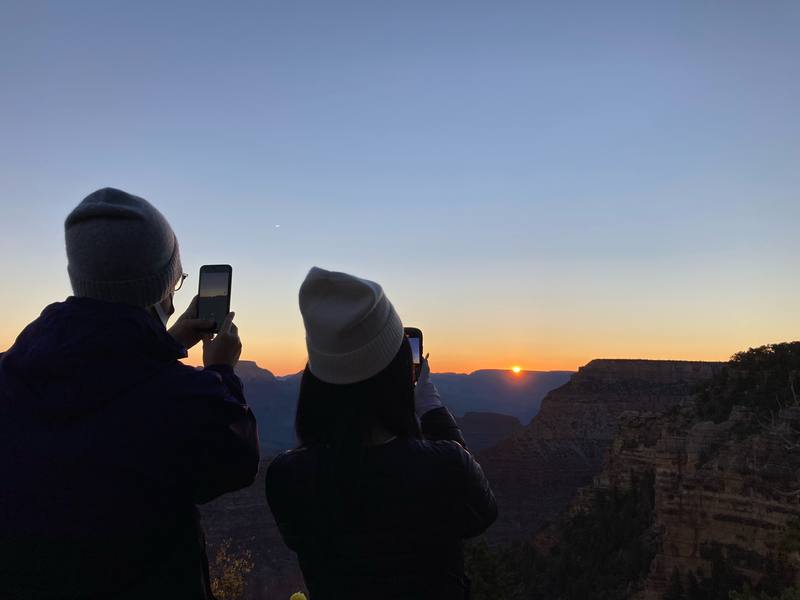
[[404, 327, 423, 382], [197, 265, 232, 334]]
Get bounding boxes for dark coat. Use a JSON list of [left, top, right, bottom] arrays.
[[266, 407, 497, 600], [0, 297, 260, 599]]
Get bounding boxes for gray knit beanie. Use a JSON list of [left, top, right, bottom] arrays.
[[65, 187, 183, 307], [299, 267, 405, 385]]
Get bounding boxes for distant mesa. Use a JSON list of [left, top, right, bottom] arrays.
[[432, 369, 574, 424], [276, 371, 304, 381], [456, 411, 523, 453], [229, 360, 572, 455], [234, 360, 276, 383]]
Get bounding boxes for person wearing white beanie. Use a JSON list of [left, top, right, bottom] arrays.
[[266, 267, 498, 600], [299, 266, 406, 385]]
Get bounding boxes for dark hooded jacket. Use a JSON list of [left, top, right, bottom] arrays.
[[0, 297, 260, 599], [266, 408, 497, 600]]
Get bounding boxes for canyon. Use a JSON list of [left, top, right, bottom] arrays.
[[202, 362, 565, 599], [204, 353, 800, 598], [478, 359, 723, 543]]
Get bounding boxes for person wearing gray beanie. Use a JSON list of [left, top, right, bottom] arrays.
[[65, 187, 184, 309], [265, 267, 498, 600], [0, 187, 258, 599], [64, 187, 225, 348]]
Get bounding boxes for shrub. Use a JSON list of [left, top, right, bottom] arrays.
[[696, 342, 800, 423], [210, 539, 254, 600]]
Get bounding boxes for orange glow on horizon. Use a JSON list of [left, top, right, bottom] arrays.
[[183, 344, 742, 377], [2, 312, 759, 379]]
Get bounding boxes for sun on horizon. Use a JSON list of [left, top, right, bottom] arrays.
[[512, 366, 522, 374]]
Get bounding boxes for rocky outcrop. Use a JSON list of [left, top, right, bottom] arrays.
[[593, 403, 800, 598], [479, 359, 723, 543]]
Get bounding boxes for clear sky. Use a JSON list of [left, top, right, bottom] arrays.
[[1, 1, 798, 375]]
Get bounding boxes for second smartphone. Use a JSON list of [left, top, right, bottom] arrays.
[[404, 327, 423, 382]]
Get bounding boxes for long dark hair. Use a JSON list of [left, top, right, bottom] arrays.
[[295, 336, 421, 449]]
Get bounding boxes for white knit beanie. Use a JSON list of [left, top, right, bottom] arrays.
[[299, 267, 405, 385], [65, 188, 182, 308]]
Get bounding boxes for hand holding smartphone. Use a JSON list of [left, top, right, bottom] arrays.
[[404, 327, 423, 382], [197, 265, 232, 334]]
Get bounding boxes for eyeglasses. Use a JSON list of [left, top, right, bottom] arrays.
[[174, 273, 188, 292]]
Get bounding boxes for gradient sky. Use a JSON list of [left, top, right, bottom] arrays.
[[1, 1, 798, 375]]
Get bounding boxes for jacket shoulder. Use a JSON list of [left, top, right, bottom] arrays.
[[410, 437, 472, 465], [152, 362, 234, 398], [414, 438, 487, 486], [265, 448, 315, 509], [164, 361, 222, 383], [266, 447, 312, 484]]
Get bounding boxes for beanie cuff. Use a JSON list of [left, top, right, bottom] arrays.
[[68, 239, 182, 308], [307, 309, 405, 385]]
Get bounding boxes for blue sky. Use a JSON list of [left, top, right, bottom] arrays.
[[1, 1, 798, 373]]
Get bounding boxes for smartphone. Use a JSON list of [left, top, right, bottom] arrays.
[[404, 327, 423, 382], [197, 264, 232, 333]]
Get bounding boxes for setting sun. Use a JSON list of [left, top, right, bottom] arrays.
[[512, 366, 521, 374]]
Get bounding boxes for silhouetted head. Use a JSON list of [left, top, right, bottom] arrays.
[[296, 336, 420, 447], [65, 187, 184, 323], [295, 267, 420, 448]]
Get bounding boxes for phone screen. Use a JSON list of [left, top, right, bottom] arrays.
[[409, 337, 421, 366], [198, 267, 231, 332], [404, 327, 423, 382]]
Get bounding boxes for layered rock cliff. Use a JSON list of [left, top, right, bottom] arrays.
[[479, 359, 723, 543], [507, 343, 800, 599], [593, 403, 800, 598]]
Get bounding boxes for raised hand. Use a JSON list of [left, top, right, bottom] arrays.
[[168, 295, 215, 349], [414, 353, 443, 418], [203, 312, 242, 368]]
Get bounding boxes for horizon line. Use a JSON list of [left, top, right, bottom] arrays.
[[211, 355, 733, 379]]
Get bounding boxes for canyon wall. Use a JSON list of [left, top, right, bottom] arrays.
[[479, 359, 724, 543], [592, 403, 800, 598]]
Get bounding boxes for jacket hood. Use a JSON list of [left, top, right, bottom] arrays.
[[0, 297, 187, 422]]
